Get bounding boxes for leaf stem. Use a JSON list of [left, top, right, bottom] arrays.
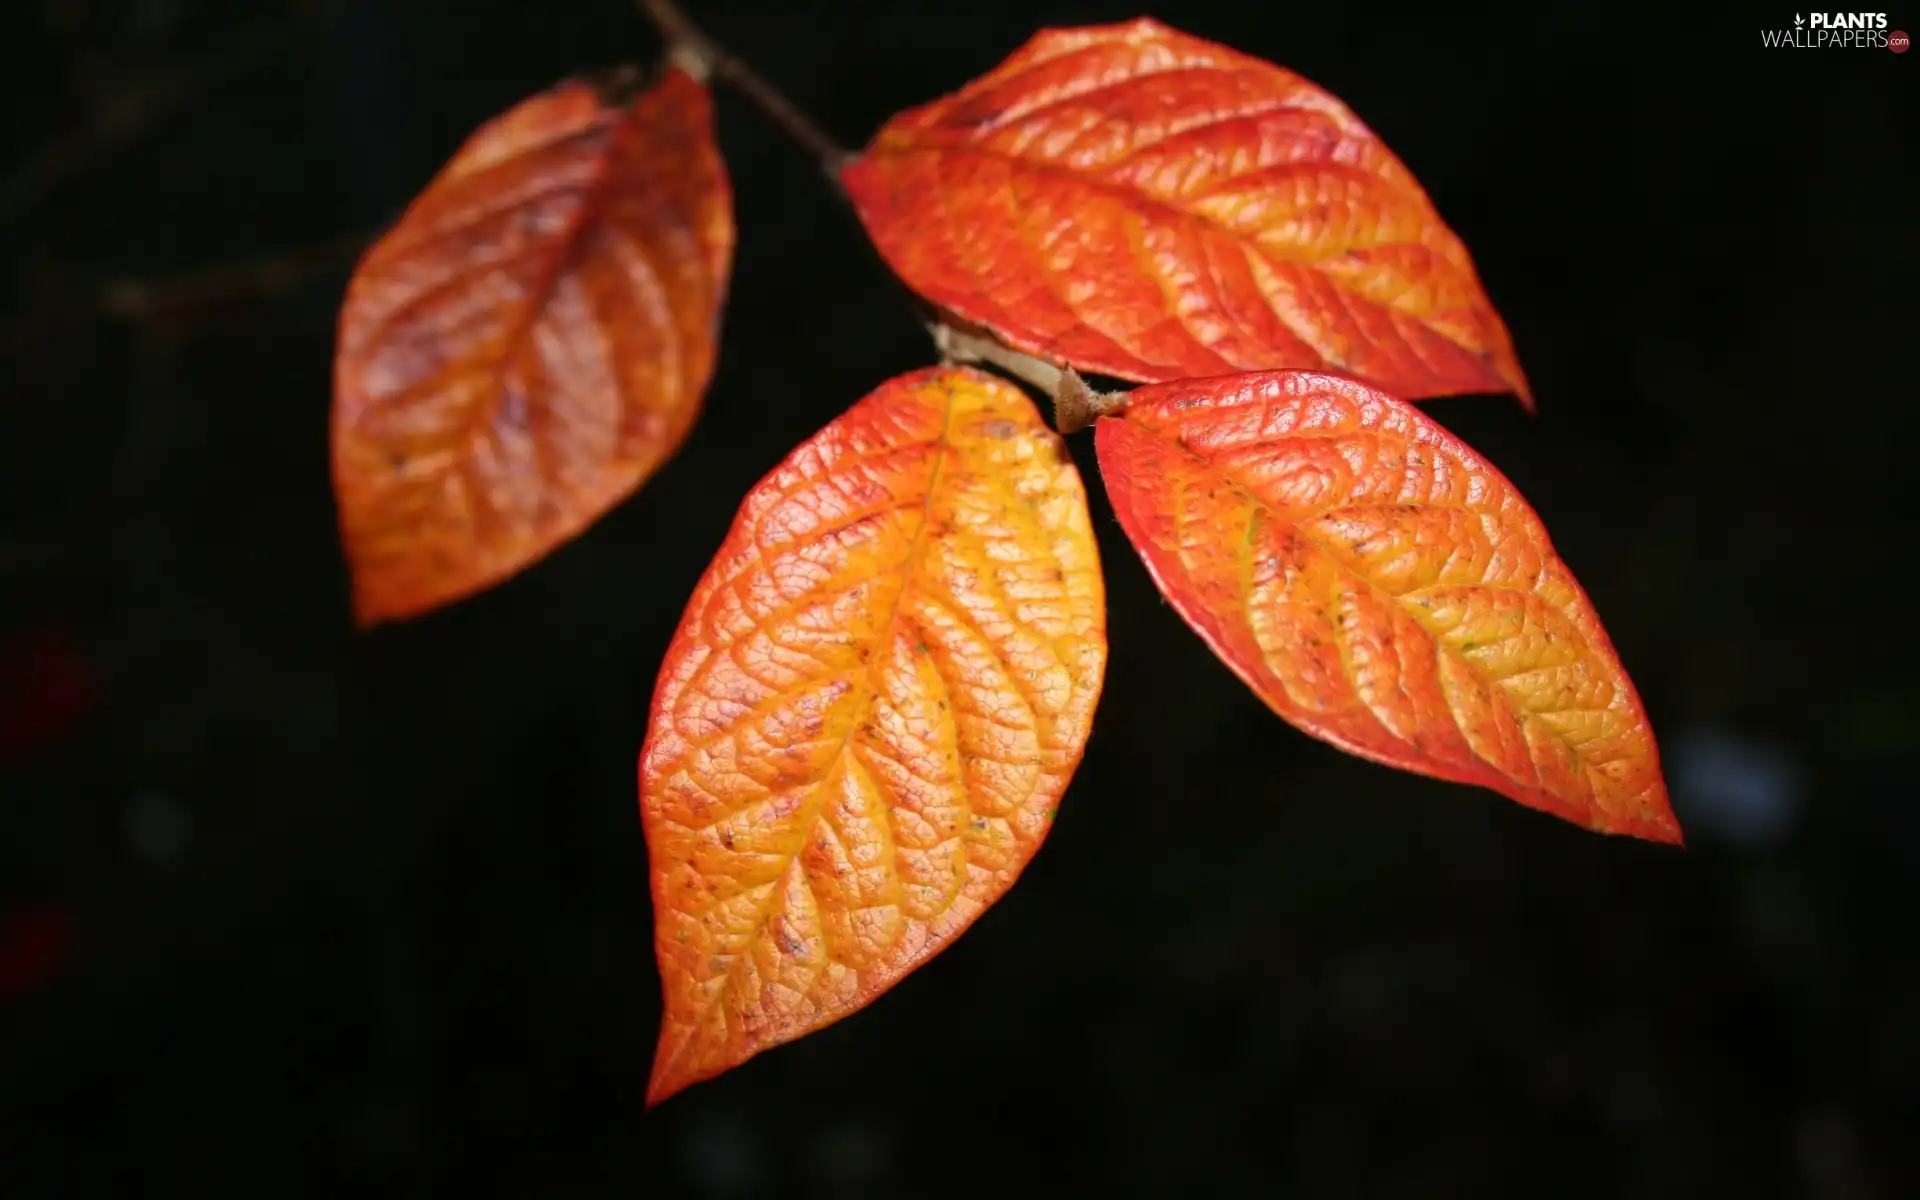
[[1050, 369, 1128, 435], [930, 322, 1125, 433], [635, 0, 853, 184], [1, 228, 372, 353], [930, 322, 1063, 394], [635, 1, 1128, 435], [0, 1, 346, 227]]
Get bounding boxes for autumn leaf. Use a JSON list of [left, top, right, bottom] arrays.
[[842, 18, 1530, 407], [1094, 369, 1676, 843], [333, 66, 733, 627], [639, 366, 1106, 1105]]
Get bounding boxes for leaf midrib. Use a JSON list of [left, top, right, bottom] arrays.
[[871, 131, 1455, 356], [661, 383, 962, 1085], [1133, 417, 1599, 798]]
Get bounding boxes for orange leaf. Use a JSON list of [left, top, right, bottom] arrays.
[[1096, 369, 1676, 843], [333, 67, 734, 626], [842, 18, 1529, 407], [639, 366, 1107, 1105]]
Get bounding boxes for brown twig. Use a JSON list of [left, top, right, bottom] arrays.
[[0, 2, 345, 227], [931, 321, 1126, 432], [1, 229, 373, 355], [635, 0, 854, 183], [96, 229, 373, 321], [929, 322, 1064, 394], [636, 0, 1132, 433], [1048, 368, 1127, 434]]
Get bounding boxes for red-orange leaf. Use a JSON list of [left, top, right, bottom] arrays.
[[1095, 369, 1676, 843], [639, 366, 1107, 1105], [333, 67, 733, 627], [842, 18, 1530, 407]]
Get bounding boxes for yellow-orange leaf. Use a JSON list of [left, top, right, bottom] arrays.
[[333, 67, 733, 627], [639, 366, 1107, 1105], [1096, 369, 1677, 843], [843, 18, 1530, 406]]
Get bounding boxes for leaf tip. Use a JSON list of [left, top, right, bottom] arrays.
[[348, 590, 388, 632], [348, 578, 423, 630], [1598, 795, 1685, 847], [1644, 813, 1687, 849], [642, 1078, 678, 1110], [1631, 779, 1686, 846], [1500, 356, 1536, 414], [643, 1044, 691, 1110], [645, 1028, 731, 1109]]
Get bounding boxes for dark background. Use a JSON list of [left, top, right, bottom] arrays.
[[1, 1, 1913, 1195]]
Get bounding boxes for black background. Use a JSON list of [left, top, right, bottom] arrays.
[[1, 1, 1914, 1196]]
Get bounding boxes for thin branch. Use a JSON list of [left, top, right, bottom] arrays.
[[0, 1, 345, 227], [96, 228, 373, 321], [1, 229, 373, 354], [635, 0, 853, 183], [931, 321, 1125, 433], [930, 322, 1063, 394], [634, 0, 1133, 435]]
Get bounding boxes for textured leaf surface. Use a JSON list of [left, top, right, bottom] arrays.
[[843, 18, 1529, 406], [639, 366, 1107, 1104], [333, 67, 733, 626], [1096, 369, 1676, 842]]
